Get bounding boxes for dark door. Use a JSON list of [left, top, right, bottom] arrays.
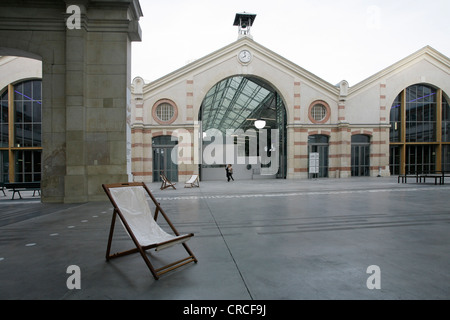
[[308, 135, 329, 178], [152, 136, 178, 182]]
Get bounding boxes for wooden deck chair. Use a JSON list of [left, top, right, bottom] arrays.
[[160, 173, 176, 190], [102, 182, 197, 280], [185, 174, 200, 188]]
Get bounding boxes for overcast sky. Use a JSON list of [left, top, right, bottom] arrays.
[[131, 0, 450, 87]]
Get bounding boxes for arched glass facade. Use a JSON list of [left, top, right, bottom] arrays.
[[0, 79, 42, 183], [199, 76, 287, 179], [389, 84, 450, 174]]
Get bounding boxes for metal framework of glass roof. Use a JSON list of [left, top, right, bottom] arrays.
[[200, 76, 279, 134]]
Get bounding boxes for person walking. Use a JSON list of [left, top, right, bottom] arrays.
[[226, 164, 234, 182]]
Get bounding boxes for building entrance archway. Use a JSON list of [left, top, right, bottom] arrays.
[[199, 75, 287, 180]]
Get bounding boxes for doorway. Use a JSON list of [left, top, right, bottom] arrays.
[[199, 75, 287, 180], [308, 135, 329, 178], [351, 135, 370, 177], [152, 136, 178, 182]]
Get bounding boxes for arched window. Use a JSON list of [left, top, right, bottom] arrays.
[[0, 79, 42, 182], [14, 80, 42, 147], [389, 84, 450, 174]]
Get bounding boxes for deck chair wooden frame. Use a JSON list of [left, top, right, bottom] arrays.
[[185, 174, 200, 188], [160, 173, 176, 190], [102, 182, 197, 280]]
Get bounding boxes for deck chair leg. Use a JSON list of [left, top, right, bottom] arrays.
[[139, 249, 160, 280], [182, 242, 198, 263], [106, 210, 141, 260], [105, 210, 118, 260], [105, 208, 161, 280]]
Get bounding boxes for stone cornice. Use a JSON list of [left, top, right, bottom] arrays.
[[0, 0, 142, 40]]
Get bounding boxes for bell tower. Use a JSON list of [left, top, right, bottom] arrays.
[[233, 12, 256, 39]]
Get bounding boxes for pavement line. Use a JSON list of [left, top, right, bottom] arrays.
[[202, 194, 254, 300], [156, 185, 450, 201]]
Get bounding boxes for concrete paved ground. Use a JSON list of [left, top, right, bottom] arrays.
[[0, 177, 449, 300]]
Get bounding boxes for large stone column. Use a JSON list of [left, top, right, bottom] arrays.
[[64, 1, 142, 202], [0, 0, 143, 203]]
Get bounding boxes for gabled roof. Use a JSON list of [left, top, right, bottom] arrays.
[[142, 36, 340, 96], [348, 45, 450, 95], [139, 38, 450, 99]]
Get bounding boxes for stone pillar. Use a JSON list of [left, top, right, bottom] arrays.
[[376, 82, 390, 177], [63, 1, 142, 202], [336, 124, 351, 178], [41, 36, 68, 202], [0, 0, 143, 203], [335, 80, 350, 178], [130, 77, 144, 182], [288, 80, 305, 179], [286, 126, 295, 179], [291, 127, 308, 179], [64, 7, 88, 202]]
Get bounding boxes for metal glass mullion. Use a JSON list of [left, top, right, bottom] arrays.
[[203, 80, 227, 130], [216, 78, 248, 132], [436, 89, 443, 170], [204, 87, 222, 128], [208, 79, 237, 132], [8, 84, 15, 182], [245, 92, 273, 122]]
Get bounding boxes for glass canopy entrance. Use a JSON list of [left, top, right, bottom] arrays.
[[199, 75, 286, 180]]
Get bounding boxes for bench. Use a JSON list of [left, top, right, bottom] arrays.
[[397, 172, 419, 184], [4, 182, 41, 200], [422, 171, 450, 185], [441, 171, 450, 184], [418, 172, 443, 185], [398, 171, 450, 185]]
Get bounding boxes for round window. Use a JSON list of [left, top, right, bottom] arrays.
[[308, 101, 330, 124], [311, 104, 327, 121], [156, 103, 174, 122], [152, 99, 178, 124]]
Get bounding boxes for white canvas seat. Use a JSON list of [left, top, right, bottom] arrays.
[[184, 174, 199, 188], [103, 182, 197, 279]]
